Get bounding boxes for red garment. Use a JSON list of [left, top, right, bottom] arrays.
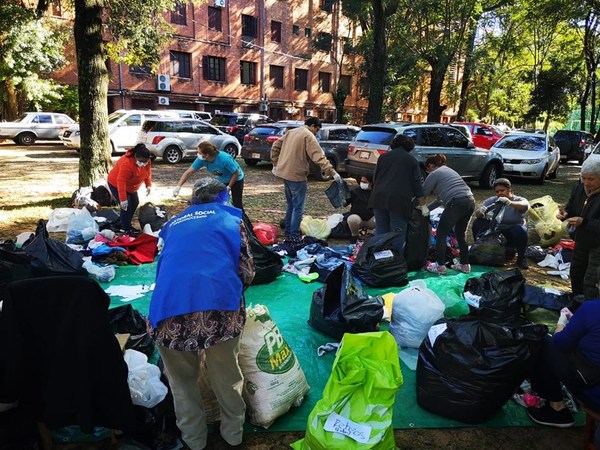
[[108, 234, 158, 265], [107, 155, 152, 202]]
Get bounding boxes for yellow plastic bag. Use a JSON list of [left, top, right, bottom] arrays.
[[527, 195, 568, 247], [300, 215, 331, 240]]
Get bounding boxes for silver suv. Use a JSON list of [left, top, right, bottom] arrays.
[[345, 122, 503, 189], [137, 118, 241, 164]]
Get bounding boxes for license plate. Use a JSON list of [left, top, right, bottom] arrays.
[[251, 153, 261, 159], [359, 151, 370, 160]]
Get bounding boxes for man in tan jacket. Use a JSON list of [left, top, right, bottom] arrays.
[[271, 117, 341, 237]]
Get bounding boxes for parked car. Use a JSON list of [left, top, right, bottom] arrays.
[[61, 109, 179, 153], [586, 140, 600, 165], [491, 132, 560, 184], [210, 112, 273, 144], [553, 129, 595, 164], [454, 122, 505, 149], [137, 118, 241, 164], [167, 109, 212, 121], [345, 122, 503, 189], [240, 122, 359, 180], [0, 112, 75, 145], [448, 123, 473, 142]]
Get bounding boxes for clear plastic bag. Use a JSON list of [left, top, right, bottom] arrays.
[[123, 349, 168, 408], [66, 208, 99, 244]]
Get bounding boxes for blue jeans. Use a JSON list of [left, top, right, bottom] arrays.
[[284, 180, 307, 237], [108, 183, 139, 232], [373, 209, 408, 252]]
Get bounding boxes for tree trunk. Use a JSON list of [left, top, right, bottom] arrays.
[[4, 81, 18, 121], [457, 18, 479, 121], [365, 0, 386, 124], [333, 86, 348, 123], [74, 0, 112, 188], [427, 65, 448, 122]]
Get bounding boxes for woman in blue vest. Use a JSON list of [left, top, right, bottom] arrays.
[[149, 177, 255, 450]]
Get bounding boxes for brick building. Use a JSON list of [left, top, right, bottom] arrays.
[[53, 0, 368, 123]]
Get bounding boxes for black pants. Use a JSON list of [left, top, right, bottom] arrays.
[[230, 179, 244, 210], [570, 243, 600, 299], [108, 183, 139, 232], [435, 197, 475, 265]]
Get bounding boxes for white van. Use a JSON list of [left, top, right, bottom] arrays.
[[61, 109, 179, 153]]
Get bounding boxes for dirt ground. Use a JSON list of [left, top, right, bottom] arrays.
[[0, 141, 587, 449]]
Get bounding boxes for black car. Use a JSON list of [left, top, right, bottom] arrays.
[[240, 123, 360, 181], [210, 113, 272, 144], [553, 130, 594, 164]]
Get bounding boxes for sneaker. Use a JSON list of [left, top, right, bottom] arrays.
[[527, 404, 575, 428], [517, 257, 529, 270], [450, 263, 471, 274], [426, 262, 447, 275]]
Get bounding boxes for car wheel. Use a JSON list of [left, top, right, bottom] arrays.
[[17, 132, 36, 146], [110, 141, 117, 155], [479, 164, 499, 189], [313, 158, 336, 181], [163, 146, 183, 164], [534, 166, 547, 185], [244, 158, 259, 167], [548, 164, 559, 179], [224, 144, 238, 158]]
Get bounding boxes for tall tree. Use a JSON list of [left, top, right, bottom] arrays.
[[343, 0, 400, 124]]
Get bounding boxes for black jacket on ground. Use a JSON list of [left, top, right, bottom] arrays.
[[0, 276, 139, 433]]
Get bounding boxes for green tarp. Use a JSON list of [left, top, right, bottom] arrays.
[[102, 263, 584, 432]]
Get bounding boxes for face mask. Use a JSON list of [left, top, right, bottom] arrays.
[[360, 182, 370, 190], [136, 160, 148, 167], [198, 155, 206, 160]]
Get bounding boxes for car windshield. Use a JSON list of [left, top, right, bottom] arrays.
[[14, 114, 29, 123], [250, 127, 283, 136], [354, 128, 397, 145], [212, 115, 236, 126], [235, 117, 250, 125], [489, 125, 505, 135], [108, 112, 126, 124], [495, 135, 546, 151]]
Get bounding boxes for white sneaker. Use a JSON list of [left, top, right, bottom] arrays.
[[426, 262, 447, 275]]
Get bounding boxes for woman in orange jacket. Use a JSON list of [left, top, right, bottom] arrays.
[[107, 144, 153, 235]]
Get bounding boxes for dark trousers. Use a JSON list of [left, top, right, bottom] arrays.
[[472, 218, 528, 259], [230, 179, 244, 210], [570, 243, 600, 299], [108, 183, 139, 232], [436, 197, 475, 265]]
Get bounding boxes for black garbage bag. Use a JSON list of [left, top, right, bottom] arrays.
[[416, 316, 547, 424], [351, 232, 408, 287], [325, 179, 350, 209], [309, 264, 384, 340], [0, 241, 34, 300], [405, 207, 431, 271], [108, 304, 156, 358], [138, 203, 169, 232], [242, 212, 283, 285], [329, 212, 353, 239], [22, 220, 86, 277], [464, 269, 525, 324], [469, 230, 507, 266]]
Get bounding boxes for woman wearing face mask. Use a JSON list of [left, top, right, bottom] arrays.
[[344, 173, 375, 242], [107, 143, 153, 236], [173, 141, 245, 209]]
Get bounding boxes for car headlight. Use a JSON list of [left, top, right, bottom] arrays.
[[74, 131, 80, 136], [521, 159, 542, 164]]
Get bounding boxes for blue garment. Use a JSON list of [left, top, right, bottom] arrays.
[[554, 300, 600, 406], [190, 151, 244, 185], [149, 202, 243, 328], [284, 179, 307, 237]]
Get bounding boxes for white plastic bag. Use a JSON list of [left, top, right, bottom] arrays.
[[123, 349, 168, 408], [82, 258, 116, 283], [389, 280, 445, 348], [66, 207, 99, 244], [47, 208, 79, 233]]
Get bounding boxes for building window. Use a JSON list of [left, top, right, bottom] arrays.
[[318, 72, 331, 93], [342, 37, 354, 55], [208, 6, 222, 31], [314, 32, 332, 52], [304, 28, 312, 38], [51, 0, 62, 16], [292, 25, 300, 36], [203, 56, 226, 82], [130, 64, 152, 75], [240, 61, 257, 85], [170, 51, 191, 78], [294, 68, 308, 91], [242, 14, 257, 38], [270, 65, 284, 88], [320, 0, 335, 12], [359, 77, 369, 97], [271, 21, 282, 43], [171, 0, 186, 25], [340, 75, 352, 95]]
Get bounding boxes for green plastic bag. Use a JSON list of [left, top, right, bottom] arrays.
[[291, 332, 402, 450]]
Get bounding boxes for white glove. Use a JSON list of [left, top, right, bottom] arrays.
[[478, 205, 488, 215], [271, 166, 277, 176], [146, 187, 151, 196], [333, 173, 342, 183], [557, 312, 569, 327], [561, 307, 573, 320], [173, 185, 181, 197], [420, 205, 430, 217], [496, 196, 510, 204], [120, 200, 128, 211]]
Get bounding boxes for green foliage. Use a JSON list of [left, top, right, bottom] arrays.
[[39, 84, 80, 119]]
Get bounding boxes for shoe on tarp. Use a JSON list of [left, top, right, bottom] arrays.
[[527, 404, 575, 428]]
